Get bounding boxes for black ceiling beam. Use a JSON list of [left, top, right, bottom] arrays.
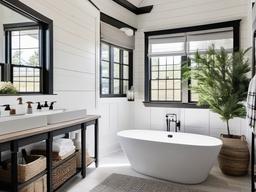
[[100, 12, 137, 31], [112, 0, 153, 15]]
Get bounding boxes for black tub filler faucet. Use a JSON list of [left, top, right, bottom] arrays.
[[166, 113, 181, 132]]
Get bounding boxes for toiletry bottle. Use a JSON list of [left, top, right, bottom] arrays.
[[16, 97, 26, 115], [2, 105, 11, 116], [26, 102, 33, 114], [42, 101, 48, 111]]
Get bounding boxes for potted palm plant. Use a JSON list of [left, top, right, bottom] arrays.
[[182, 45, 250, 176]]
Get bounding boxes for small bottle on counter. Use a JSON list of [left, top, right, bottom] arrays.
[[16, 97, 26, 115], [26, 102, 33, 114]]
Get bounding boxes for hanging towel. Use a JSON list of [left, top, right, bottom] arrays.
[[247, 75, 256, 130]]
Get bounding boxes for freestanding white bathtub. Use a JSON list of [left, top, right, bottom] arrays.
[[117, 130, 223, 184]]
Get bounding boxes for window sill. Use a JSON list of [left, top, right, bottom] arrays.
[[143, 101, 208, 109], [100, 94, 127, 98]]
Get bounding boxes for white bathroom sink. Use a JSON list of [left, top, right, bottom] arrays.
[[46, 109, 87, 125], [0, 115, 48, 135]]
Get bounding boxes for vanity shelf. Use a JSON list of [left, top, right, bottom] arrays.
[[0, 115, 100, 192]]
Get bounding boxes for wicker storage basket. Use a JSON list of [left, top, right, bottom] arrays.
[[20, 174, 47, 192], [218, 134, 250, 176], [76, 150, 94, 168], [52, 153, 77, 190], [0, 155, 46, 183]]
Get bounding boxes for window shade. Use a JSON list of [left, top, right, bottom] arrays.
[[101, 21, 135, 50]]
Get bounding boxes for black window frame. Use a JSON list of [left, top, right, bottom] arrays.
[[4, 22, 43, 93], [0, 0, 53, 95], [144, 20, 240, 108], [100, 41, 133, 98]]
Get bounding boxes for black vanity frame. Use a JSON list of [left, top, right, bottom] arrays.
[[0, 0, 53, 94], [0, 118, 99, 192]]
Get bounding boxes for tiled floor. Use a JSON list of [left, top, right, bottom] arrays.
[[63, 152, 250, 192]]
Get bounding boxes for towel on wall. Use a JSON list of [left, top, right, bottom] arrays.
[[247, 75, 256, 131]]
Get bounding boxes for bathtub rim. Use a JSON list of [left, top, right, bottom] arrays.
[[117, 129, 223, 147]]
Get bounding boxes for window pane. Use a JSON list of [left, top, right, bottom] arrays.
[[20, 32, 39, 48], [151, 90, 158, 100], [159, 90, 166, 100], [102, 61, 109, 78], [114, 64, 120, 78], [123, 51, 129, 64], [151, 57, 158, 65], [174, 80, 181, 89], [101, 43, 110, 61], [101, 78, 109, 94], [123, 65, 129, 79], [159, 57, 166, 65], [114, 79, 120, 94], [174, 90, 181, 101], [159, 80, 166, 89], [114, 48, 120, 63], [123, 80, 129, 94], [159, 71, 166, 79], [13, 67, 41, 93], [11, 50, 20, 65], [174, 71, 181, 79], [167, 90, 174, 101], [167, 71, 173, 79], [152, 72, 158, 79], [20, 49, 39, 66], [151, 80, 158, 89], [12, 36, 19, 49], [167, 80, 173, 89]]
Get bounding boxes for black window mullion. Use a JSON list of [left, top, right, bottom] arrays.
[[110, 46, 114, 94]]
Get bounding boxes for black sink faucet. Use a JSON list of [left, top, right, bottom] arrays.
[[166, 113, 181, 132]]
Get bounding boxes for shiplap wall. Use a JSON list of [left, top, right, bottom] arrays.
[[0, 0, 135, 158], [132, 0, 253, 143]]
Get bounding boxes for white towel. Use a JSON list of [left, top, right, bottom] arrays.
[[247, 75, 256, 131], [34, 139, 75, 153]]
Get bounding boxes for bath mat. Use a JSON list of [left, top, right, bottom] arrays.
[[90, 173, 205, 192]]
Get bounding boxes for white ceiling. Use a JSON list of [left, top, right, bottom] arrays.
[[127, 0, 144, 7]]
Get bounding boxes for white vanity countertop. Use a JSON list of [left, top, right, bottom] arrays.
[[0, 115, 100, 144]]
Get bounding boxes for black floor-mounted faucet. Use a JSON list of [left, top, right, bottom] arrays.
[[166, 113, 181, 132]]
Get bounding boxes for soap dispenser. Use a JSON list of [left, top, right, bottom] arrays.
[[2, 105, 11, 116], [16, 97, 26, 115], [26, 102, 33, 114]]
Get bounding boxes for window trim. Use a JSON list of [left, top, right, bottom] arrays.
[[144, 20, 241, 108], [100, 41, 133, 98], [0, 0, 53, 94]]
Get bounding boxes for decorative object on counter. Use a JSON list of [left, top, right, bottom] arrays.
[[182, 45, 250, 176], [16, 97, 26, 115], [49, 101, 56, 110], [10, 108, 16, 115], [127, 86, 135, 101], [0, 82, 17, 94], [26, 101, 34, 114]]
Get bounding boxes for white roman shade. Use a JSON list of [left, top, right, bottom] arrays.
[[101, 21, 135, 50], [148, 34, 186, 57]]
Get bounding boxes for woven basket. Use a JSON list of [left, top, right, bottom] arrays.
[[218, 134, 250, 176], [20, 174, 47, 192], [0, 155, 46, 183], [76, 150, 94, 168], [52, 153, 77, 190]]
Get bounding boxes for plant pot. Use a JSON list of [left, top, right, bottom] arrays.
[[218, 134, 250, 176]]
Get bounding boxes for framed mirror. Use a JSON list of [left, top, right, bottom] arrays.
[[0, 0, 53, 94]]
